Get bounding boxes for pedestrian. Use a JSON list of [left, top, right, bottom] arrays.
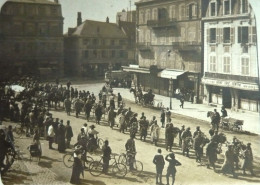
[[193, 131, 204, 163], [102, 140, 111, 174], [150, 120, 160, 146], [206, 141, 218, 170], [57, 120, 66, 153], [140, 112, 145, 120], [179, 95, 184, 109], [193, 126, 201, 138], [160, 109, 165, 128], [139, 116, 149, 141], [81, 123, 88, 138], [190, 90, 195, 104], [108, 107, 116, 129], [178, 125, 185, 147], [117, 93, 122, 108], [64, 97, 71, 116], [181, 127, 192, 157], [165, 153, 181, 185], [166, 123, 174, 151], [47, 123, 55, 149], [67, 81, 71, 90], [213, 109, 220, 131], [166, 108, 171, 124], [5, 125, 14, 143], [70, 146, 84, 184], [53, 118, 59, 144], [153, 149, 165, 185], [125, 134, 136, 171], [84, 98, 92, 121], [242, 143, 255, 176], [95, 103, 103, 125], [65, 120, 73, 148], [221, 145, 237, 178]]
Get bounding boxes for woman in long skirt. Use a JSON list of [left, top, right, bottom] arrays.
[[70, 149, 84, 184]]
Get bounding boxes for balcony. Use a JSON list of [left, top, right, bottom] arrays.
[[172, 41, 201, 51], [205, 72, 258, 83], [137, 42, 151, 51], [147, 19, 177, 29]]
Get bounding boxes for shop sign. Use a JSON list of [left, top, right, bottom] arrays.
[[202, 78, 259, 91]]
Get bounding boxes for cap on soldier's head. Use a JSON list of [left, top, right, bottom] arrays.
[[181, 125, 185, 128], [158, 149, 162, 153], [196, 126, 200, 129], [83, 123, 87, 126]]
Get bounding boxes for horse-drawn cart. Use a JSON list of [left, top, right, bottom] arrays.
[[221, 117, 243, 131]]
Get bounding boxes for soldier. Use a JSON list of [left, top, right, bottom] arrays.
[[160, 109, 165, 128], [65, 120, 73, 148], [84, 98, 92, 121], [108, 107, 116, 129], [139, 116, 149, 141], [165, 108, 171, 123], [178, 125, 185, 147], [64, 97, 71, 116], [181, 127, 192, 157], [242, 143, 255, 176], [221, 145, 237, 178], [166, 123, 174, 152], [206, 141, 218, 170], [125, 135, 136, 171], [165, 153, 181, 185], [193, 126, 201, 138], [193, 131, 204, 163]]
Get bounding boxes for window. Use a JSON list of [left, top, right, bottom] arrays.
[[189, 4, 193, 19], [158, 8, 167, 20], [224, 0, 230, 15], [210, 2, 216, 16], [241, 57, 249, 75], [180, 5, 185, 19], [119, 40, 125, 45], [241, 0, 248, 13], [210, 28, 216, 43], [84, 50, 89, 58], [223, 27, 230, 43], [223, 56, 231, 73], [188, 4, 197, 19], [110, 40, 115, 46], [209, 55, 216, 72], [51, 7, 58, 15], [38, 6, 45, 15], [102, 50, 107, 58], [93, 50, 97, 58], [170, 5, 176, 18], [84, 39, 90, 45], [238, 27, 248, 44], [93, 39, 98, 45], [152, 8, 157, 20], [111, 50, 115, 58], [14, 43, 20, 53], [101, 39, 105, 45], [119, 50, 124, 58]]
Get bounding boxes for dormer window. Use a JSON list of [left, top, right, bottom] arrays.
[[224, 0, 231, 15], [210, 1, 216, 16]]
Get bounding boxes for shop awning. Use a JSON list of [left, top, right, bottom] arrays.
[[122, 65, 150, 74], [157, 69, 187, 79]]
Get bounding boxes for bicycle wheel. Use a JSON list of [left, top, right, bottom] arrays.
[[118, 154, 127, 164], [97, 138, 104, 149], [84, 156, 94, 170], [89, 161, 103, 176], [112, 163, 127, 178], [63, 153, 74, 168], [132, 160, 143, 175]]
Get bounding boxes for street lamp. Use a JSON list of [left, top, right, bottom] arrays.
[[108, 63, 113, 84], [167, 50, 172, 109]]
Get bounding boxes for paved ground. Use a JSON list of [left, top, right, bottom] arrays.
[[1, 82, 260, 185]]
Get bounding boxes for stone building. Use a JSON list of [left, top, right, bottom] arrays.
[[116, 9, 136, 23], [0, 0, 64, 79], [64, 13, 135, 77], [124, 0, 205, 102], [202, 0, 259, 112]]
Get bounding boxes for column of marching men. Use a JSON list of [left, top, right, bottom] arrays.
[[0, 77, 255, 185]]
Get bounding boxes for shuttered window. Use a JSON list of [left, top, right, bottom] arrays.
[[223, 56, 231, 73], [210, 55, 216, 72], [241, 57, 249, 75]]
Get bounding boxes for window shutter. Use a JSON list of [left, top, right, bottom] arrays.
[[194, 3, 198, 17], [252, 26, 256, 43], [230, 27, 235, 44], [238, 27, 241, 43], [207, 28, 209, 43], [186, 5, 189, 19], [249, 26, 252, 43], [216, 28, 219, 43]]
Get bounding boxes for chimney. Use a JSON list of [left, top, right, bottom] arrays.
[[77, 12, 82, 27], [106, 16, 109, 23]]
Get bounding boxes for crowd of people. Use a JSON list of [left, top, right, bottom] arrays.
[[0, 77, 256, 185]]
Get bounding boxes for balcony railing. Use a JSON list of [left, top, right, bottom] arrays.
[[137, 42, 151, 51], [205, 72, 258, 83], [147, 19, 177, 28], [172, 41, 201, 51]]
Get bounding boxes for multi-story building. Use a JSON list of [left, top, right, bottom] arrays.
[[124, 0, 204, 102], [64, 13, 135, 77], [202, 0, 259, 112], [0, 0, 64, 79], [116, 10, 136, 23]]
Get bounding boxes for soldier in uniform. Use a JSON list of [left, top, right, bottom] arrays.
[[166, 123, 174, 151], [193, 126, 201, 138], [153, 149, 165, 185], [181, 127, 192, 157], [178, 125, 185, 147], [165, 153, 181, 185], [139, 116, 149, 141], [242, 143, 255, 176]]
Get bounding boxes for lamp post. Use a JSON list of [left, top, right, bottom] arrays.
[[108, 63, 112, 84], [167, 50, 172, 109]]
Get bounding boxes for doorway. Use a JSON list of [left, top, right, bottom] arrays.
[[222, 87, 231, 108]]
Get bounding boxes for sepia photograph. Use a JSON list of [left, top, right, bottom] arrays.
[[0, 0, 259, 184]]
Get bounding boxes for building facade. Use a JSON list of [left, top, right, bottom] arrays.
[[0, 0, 64, 79], [202, 0, 259, 112], [64, 13, 135, 77], [124, 0, 204, 102], [116, 10, 136, 24]]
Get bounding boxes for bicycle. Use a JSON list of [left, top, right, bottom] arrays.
[[63, 150, 94, 169], [118, 152, 143, 175], [86, 136, 104, 153], [13, 124, 26, 139], [89, 153, 127, 177]]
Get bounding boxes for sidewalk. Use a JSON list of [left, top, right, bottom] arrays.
[[113, 88, 260, 135]]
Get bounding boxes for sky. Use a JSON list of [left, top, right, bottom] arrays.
[[0, 0, 138, 32]]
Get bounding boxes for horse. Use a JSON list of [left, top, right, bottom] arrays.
[[130, 88, 143, 103]]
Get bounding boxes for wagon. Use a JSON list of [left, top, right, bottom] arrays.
[[221, 117, 243, 131]]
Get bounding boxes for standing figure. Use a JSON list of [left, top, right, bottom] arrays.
[[108, 107, 116, 129], [178, 125, 185, 147], [193, 131, 204, 163], [179, 95, 184, 109], [181, 127, 192, 157], [242, 143, 255, 176], [150, 121, 160, 146], [139, 116, 149, 141], [125, 135, 136, 171], [57, 121, 66, 153], [70, 147, 84, 184], [84, 99, 92, 121], [166, 108, 171, 123], [165, 153, 181, 185], [166, 124, 174, 151], [95, 103, 103, 125], [117, 93, 122, 108], [65, 121, 73, 148], [153, 149, 165, 185], [160, 109, 165, 128], [48, 123, 55, 149], [206, 141, 218, 170], [102, 140, 111, 173], [64, 97, 71, 116], [221, 145, 236, 177]]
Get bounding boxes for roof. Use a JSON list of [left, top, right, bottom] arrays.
[[6, 0, 58, 5], [119, 21, 136, 38], [69, 20, 127, 39]]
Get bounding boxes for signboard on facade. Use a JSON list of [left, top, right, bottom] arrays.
[[202, 78, 259, 91]]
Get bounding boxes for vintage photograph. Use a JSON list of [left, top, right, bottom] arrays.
[[0, 0, 259, 184]]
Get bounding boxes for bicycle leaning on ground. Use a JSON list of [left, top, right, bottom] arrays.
[[89, 153, 127, 177], [118, 151, 143, 175]]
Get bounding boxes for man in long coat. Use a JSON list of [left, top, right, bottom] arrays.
[[221, 145, 236, 177], [65, 120, 73, 148], [206, 141, 218, 170], [95, 103, 103, 125], [139, 116, 149, 141], [64, 97, 71, 116], [242, 143, 255, 176], [166, 123, 174, 151], [57, 121, 66, 153], [84, 99, 92, 121], [108, 107, 116, 128]]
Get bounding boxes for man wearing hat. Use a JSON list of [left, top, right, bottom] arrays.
[[125, 135, 136, 171], [193, 126, 201, 138], [193, 131, 205, 163], [102, 140, 112, 173], [181, 127, 192, 157], [65, 121, 73, 148], [117, 93, 122, 108], [165, 152, 181, 185], [221, 145, 237, 178], [153, 149, 165, 185]]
